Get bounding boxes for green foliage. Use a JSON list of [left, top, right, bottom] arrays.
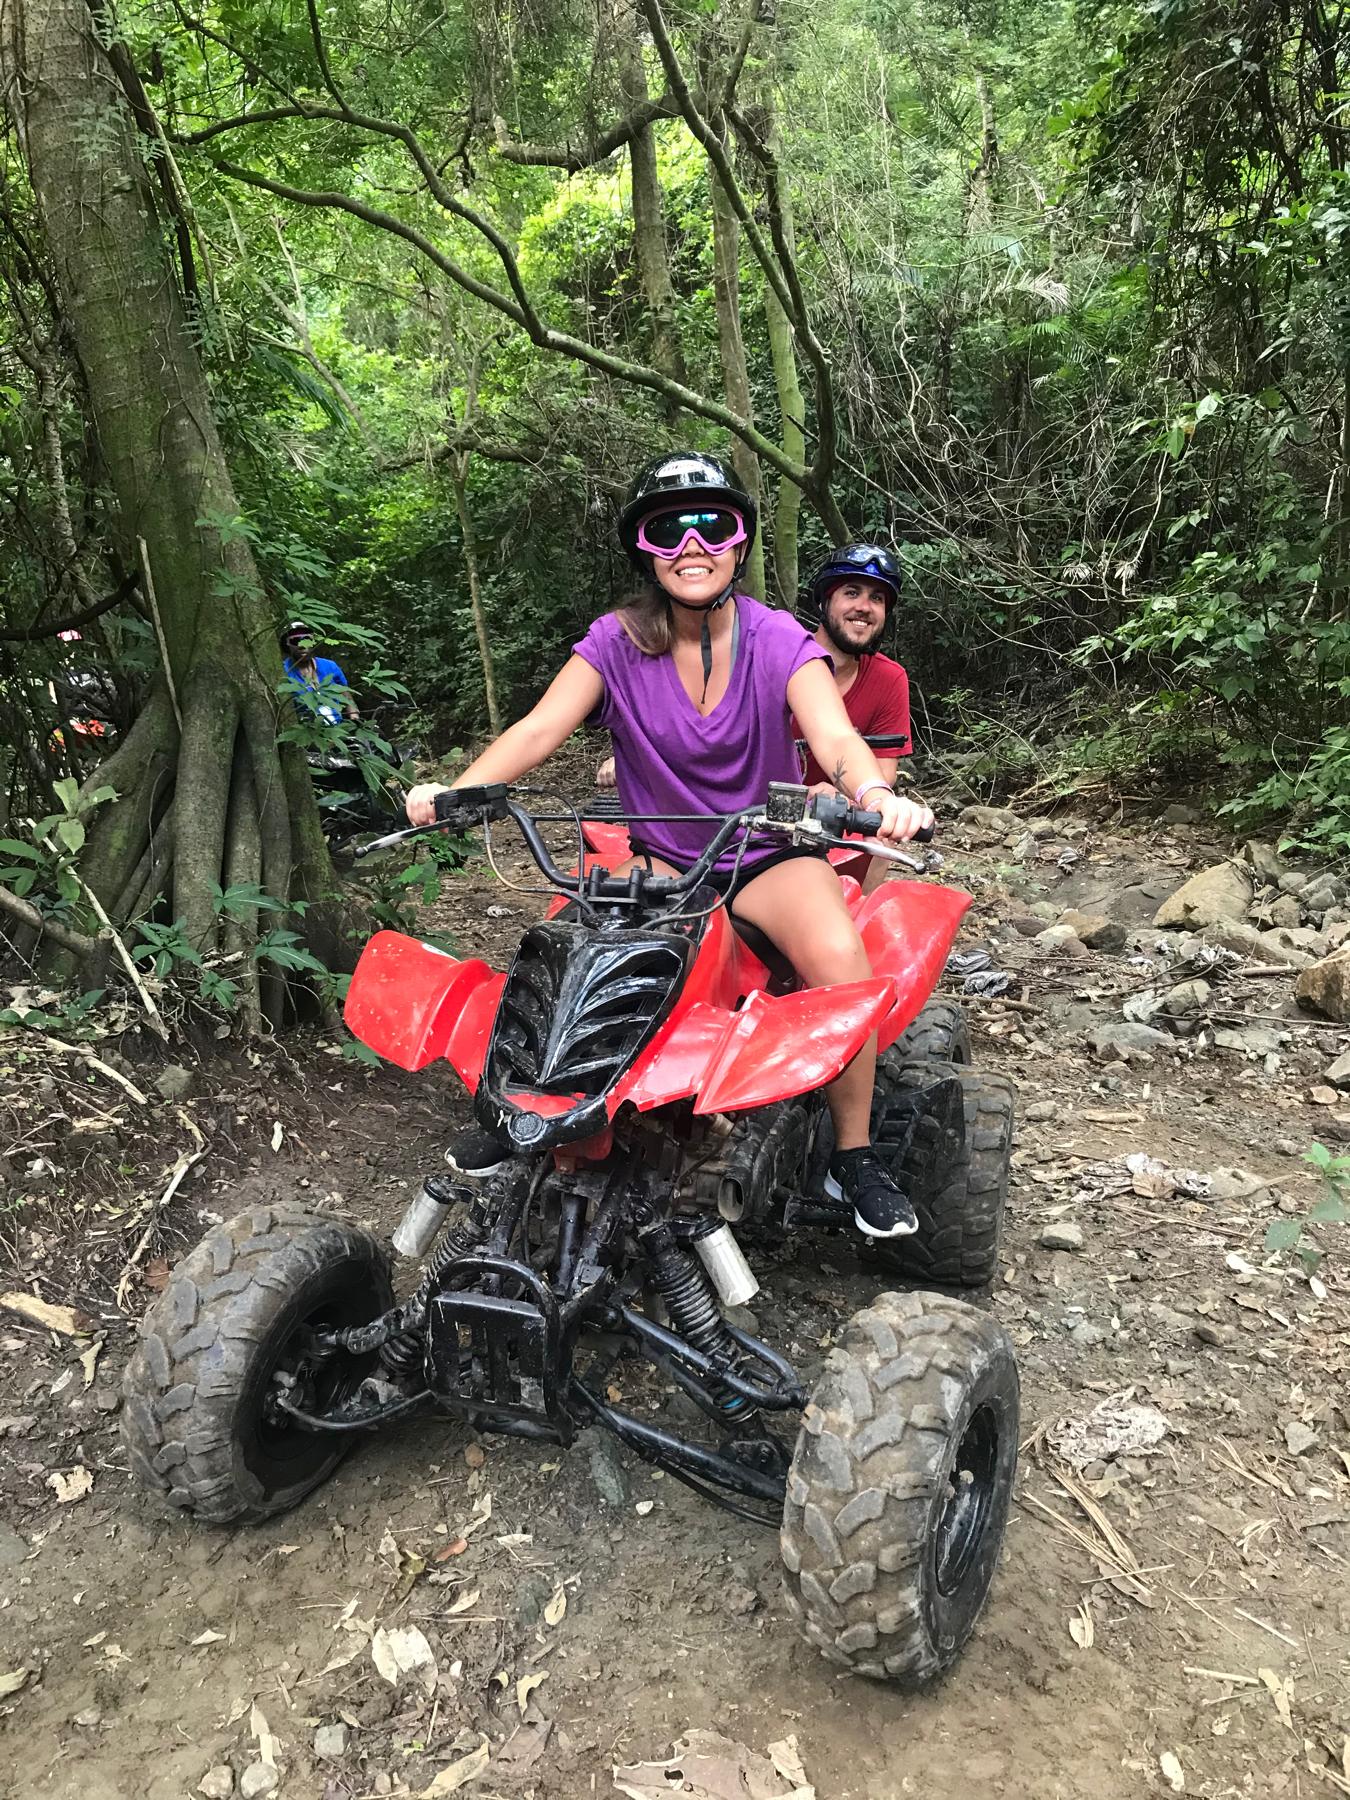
[[0, 781, 118, 915], [1264, 1144, 1350, 1273]]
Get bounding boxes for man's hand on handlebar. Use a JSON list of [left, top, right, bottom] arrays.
[[406, 781, 452, 827]]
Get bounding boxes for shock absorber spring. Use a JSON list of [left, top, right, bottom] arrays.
[[365, 1185, 492, 1372], [636, 1210, 753, 1420]]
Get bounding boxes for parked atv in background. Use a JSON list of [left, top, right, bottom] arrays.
[[308, 735, 415, 851], [122, 782, 1017, 1688]]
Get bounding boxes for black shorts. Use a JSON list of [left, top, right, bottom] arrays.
[[628, 840, 828, 908]]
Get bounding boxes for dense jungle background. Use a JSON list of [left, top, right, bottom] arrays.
[[5, 0, 1350, 1006]]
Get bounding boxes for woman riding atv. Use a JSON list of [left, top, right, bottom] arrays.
[[405, 451, 934, 1240]]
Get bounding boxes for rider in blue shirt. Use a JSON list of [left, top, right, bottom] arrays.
[[280, 621, 358, 724]]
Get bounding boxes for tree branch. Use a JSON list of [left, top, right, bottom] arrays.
[[490, 92, 679, 170], [639, 0, 841, 507], [0, 569, 140, 642], [208, 159, 810, 484], [0, 883, 98, 959]]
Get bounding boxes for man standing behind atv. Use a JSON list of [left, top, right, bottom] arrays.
[[280, 620, 360, 725], [795, 545, 913, 892]]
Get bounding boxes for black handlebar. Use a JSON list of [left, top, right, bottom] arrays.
[[361, 783, 935, 893]]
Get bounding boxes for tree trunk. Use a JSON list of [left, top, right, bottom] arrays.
[[450, 461, 502, 735], [2, 0, 333, 1011], [709, 140, 766, 599], [616, 0, 685, 408]]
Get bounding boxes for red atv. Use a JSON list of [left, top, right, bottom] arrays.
[[122, 782, 1017, 1687]]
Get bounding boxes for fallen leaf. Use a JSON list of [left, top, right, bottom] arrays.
[[1159, 1750, 1185, 1792], [143, 1258, 171, 1293], [391, 1550, 427, 1604], [464, 1443, 485, 1470], [251, 1701, 279, 1768], [1069, 1602, 1095, 1649], [543, 1583, 567, 1627], [445, 1587, 480, 1616], [190, 1629, 226, 1646], [0, 1669, 28, 1698], [270, 1120, 284, 1151], [79, 1339, 103, 1388], [516, 1670, 547, 1712], [418, 1736, 490, 1796], [1260, 1667, 1295, 1732], [458, 1492, 493, 1540], [635, 1500, 655, 1517], [81, 1632, 106, 1649], [371, 1625, 437, 1693], [47, 1466, 93, 1504], [768, 1739, 810, 1788], [0, 1291, 93, 1336]]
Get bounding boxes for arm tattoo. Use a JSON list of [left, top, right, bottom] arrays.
[[831, 756, 848, 794]]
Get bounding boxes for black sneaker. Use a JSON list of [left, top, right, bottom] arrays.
[[445, 1129, 509, 1180], [825, 1147, 918, 1240]]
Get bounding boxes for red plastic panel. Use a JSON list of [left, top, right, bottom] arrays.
[[851, 881, 973, 1051], [610, 1002, 734, 1112], [344, 930, 501, 1082], [693, 979, 896, 1114]]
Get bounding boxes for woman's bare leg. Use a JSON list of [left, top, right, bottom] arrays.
[[729, 858, 877, 1148]]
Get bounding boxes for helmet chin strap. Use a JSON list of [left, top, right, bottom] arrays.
[[664, 567, 740, 708]]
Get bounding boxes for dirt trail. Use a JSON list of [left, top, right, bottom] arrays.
[[2, 798, 1348, 1800]]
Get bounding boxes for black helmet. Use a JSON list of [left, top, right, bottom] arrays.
[[803, 544, 901, 622], [280, 619, 314, 656], [617, 451, 758, 570]]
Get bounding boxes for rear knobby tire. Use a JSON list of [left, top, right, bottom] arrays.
[[781, 1290, 1018, 1687], [871, 1060, 1014, 1288], [121, 1205, 393, 1525], [891, 999, 971, 1066]]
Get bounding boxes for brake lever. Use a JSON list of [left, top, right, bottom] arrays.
[[353, 820, 447, 859], [821, 833, 942, 875]]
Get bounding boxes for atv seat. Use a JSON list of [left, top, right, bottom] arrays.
[[729, 914, 798, 993]]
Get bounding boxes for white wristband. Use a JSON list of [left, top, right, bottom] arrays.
[[854, 779, 893, 808]]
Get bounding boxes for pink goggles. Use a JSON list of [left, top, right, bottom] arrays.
[[635, 505, 748, 560]]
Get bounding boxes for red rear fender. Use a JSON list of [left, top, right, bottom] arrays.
[[850, 881, 973, 1050], [344, 930, 503, 1089]]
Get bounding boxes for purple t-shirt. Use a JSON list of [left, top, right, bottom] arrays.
[[573, 596, 828, 872]]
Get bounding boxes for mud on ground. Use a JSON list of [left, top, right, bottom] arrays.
[[2, 791, 1349, 1800]]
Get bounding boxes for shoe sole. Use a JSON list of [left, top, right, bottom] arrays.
[[823, 1172, 918, 1240]]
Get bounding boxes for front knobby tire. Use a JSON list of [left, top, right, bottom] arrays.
[[781, 1290, 1018, 1687], [871, 1059, 1014, 1289], [121, 1205, 393, 1525]]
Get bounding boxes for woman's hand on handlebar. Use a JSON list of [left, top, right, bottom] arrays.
[[406, 782, 451, 826], [873, 791, 935, 845]]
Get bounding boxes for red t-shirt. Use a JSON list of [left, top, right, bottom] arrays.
[[796, 651, 913, 785]]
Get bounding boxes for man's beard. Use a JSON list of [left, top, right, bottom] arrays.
[[821, 610, 885, 658]]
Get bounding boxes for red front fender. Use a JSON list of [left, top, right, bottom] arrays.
[[613, 978, 897, 1115], [344, 930, 503, 1090]]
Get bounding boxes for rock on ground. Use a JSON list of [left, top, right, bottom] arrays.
[[1153, 862, 1253, 930], [960, 804, 1024, 837], [239, 1766, 278, 1800], [199, 1772, 234, 1800], [1057, 909, 1128, 952], [1295, 946, 1350, 1022], [1088, 1021, 1171, 1062], [1040, 1221, 1084, 1251], [1162, 979, 1211, 1017], [1199, 920, 1312, 967]]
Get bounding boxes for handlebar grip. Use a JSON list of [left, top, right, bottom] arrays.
[[433, 789, 469, 823], [842, 806, 936, 843], [432, 782, 510, 824]]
